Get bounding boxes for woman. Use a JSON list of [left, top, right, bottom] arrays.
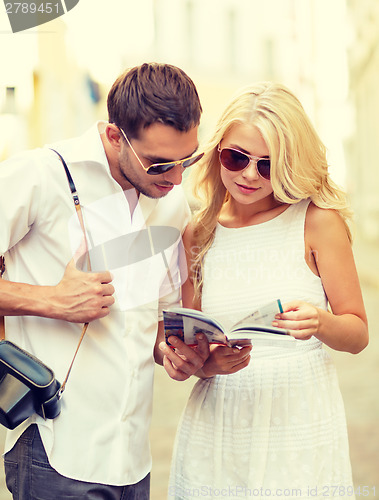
[[168, 82, 368, 499]]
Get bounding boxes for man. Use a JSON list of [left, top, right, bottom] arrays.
[[0, 62, 208, 499]]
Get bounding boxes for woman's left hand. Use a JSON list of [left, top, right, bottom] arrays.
[[272, 300, 320, 340]]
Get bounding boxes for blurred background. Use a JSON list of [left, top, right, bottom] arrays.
[[0, 0, 378, 498]]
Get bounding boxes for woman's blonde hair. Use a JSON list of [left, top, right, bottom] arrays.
[[188, 82, 352, 302]]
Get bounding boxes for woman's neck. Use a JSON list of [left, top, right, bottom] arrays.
[[219, 195, 289, 228]]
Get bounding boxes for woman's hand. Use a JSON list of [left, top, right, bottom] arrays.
[[198, 343, 252, 378], [273, 300, 320, 340]]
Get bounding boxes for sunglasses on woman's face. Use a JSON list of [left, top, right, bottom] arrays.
[[217, 146, 271, 180], [119, 126, 204, 176]]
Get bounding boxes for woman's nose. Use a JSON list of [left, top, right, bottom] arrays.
[[242, 160, 260, 180]]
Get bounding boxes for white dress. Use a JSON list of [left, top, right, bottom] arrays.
[[168, 200, 355, 499]]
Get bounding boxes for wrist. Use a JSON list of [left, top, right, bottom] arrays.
[[30, 285, 65, 320], [314, 307, 329, 340], [195, 362, 215, 379]]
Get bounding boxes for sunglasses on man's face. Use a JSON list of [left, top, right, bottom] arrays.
[[218, 146, 271, 180], [145, 151, 204, 175], [118, 127, 204, 176]]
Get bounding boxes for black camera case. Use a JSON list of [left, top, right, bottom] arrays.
[[0, 341, 61, 430]]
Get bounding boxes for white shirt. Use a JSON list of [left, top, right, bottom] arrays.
[[0, 122, 190, 485]]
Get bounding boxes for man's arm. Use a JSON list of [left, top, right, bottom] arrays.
[[0, 259, 115, 323], [154, 321, 209, 381]]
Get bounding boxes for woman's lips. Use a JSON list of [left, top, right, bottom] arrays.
[[236, 183, 259, 194]]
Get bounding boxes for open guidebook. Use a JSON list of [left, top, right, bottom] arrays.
[[163, 299, 296, 348]]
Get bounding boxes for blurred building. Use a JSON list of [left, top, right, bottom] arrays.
[[152, 0, 350, 185], [0, 17, 103, 160], [1, 0, 352, 194], [31, 19, 103, 146], [345, 0, 379, 242]]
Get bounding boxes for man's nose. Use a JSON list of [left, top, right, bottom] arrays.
[[164, 164, 185, 185]]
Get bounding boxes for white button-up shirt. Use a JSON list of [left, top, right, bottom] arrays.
[[0, 122, 190, 485]]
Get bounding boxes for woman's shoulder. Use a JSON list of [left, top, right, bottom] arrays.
[[305, 202, 349, 243], [306, 202, 344, 225]]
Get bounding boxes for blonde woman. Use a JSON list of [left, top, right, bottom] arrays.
[[168, 83, 368, 499]]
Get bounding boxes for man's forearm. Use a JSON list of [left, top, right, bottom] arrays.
[[0, 260, 115, 323]]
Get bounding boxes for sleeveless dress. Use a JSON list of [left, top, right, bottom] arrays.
[[168, 200, 355, 499]]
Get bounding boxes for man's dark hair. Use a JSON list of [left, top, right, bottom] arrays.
[[107, 62, 202, 138]]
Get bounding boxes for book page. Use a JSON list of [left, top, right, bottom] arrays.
[[163, 310, 228, 346], [227, 299, 296, 347], [182, 317, 228, 345], [232, 300, 284, 330], [227, 331, 296, 348]]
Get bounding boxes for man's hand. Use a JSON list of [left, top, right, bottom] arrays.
[[158, 333, 210, 382], [49, 259, 115, 322]]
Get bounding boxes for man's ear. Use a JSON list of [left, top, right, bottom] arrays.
[[105, 124, 123, 152]]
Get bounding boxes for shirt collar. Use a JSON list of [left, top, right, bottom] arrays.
[[47, 121, 109, 167], [48, 121, 159, 216]]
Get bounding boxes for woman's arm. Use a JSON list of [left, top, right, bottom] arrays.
[[274, 204, 368, 354]]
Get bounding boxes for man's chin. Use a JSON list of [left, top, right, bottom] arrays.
[[139, 184, 174, 199], [154, 184, 174, 196]]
